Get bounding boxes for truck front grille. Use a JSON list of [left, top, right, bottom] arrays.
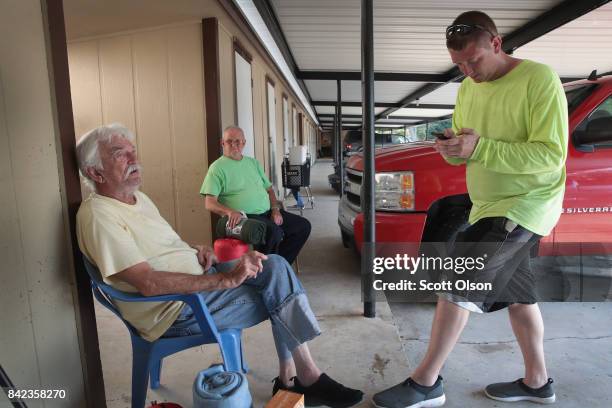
[[344, 168, 363, 211]]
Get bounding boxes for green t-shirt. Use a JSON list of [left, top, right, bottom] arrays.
[[200, 155, 273, 215], [446, 59, 568, 236]]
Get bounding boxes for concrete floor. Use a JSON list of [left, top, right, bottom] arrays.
[[391, 302, 612, 408], [95, 158, 612, 408]]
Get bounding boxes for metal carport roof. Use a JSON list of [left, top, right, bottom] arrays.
[[234, 0, 612, 316], [236, 0, 612, 129]]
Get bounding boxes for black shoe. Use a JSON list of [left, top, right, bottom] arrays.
[[293, 373, 364, 408], [272, 376, 295, 396]]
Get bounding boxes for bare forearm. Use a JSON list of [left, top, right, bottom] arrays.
[[143, 270, 229, 296], [205, 196, 236, 217], [267, 188, 279, 209]]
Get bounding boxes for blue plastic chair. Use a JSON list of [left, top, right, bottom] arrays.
[[82, 256, 248, 408]]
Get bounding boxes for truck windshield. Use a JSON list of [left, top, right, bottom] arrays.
[[565, 83, 597, 114]]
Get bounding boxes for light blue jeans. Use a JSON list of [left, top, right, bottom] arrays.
[[291, 188, 304, 208], [162, 255, 320, 360]]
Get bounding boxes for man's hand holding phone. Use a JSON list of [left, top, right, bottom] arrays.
[[432, 130, 452, 140], [434, 128, 480, 159]]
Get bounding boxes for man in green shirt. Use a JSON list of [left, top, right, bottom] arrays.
[[373, 11, 567, 408], [201, 126, 311, 264]]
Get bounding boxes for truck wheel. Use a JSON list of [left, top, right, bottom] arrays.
[[341, 230, 352, 248], [422, 207, 470, 285], [429, 207, 470, 248]]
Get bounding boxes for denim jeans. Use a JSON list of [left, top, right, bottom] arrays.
[[291, 188, 304, 208], [162, 255, 320, 360]]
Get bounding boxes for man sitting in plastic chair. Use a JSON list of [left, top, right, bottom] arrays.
[[201, 126, 311, 266], [75, 124, 363, 408]]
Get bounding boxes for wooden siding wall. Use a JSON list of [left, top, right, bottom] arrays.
[[0, 0, 88, 405], [68, 4, 320, 245], [68, 23, 211, 244]]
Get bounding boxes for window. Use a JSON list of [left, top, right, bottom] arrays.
[[592, 96, 612, 117], [573, 95, 612, 150], [565, 83, 597, 114]]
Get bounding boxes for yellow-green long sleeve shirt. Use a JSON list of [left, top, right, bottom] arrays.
[[447, 60, 568, 236]]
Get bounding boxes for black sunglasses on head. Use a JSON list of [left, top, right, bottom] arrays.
[[446, 24, 495, 40]]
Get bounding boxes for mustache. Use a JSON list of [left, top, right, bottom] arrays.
[[124, 164, 142, 180]]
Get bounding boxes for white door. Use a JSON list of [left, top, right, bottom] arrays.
[[235, 51, 255, 157], [282, 97, 289, 155], [266, 82, 280, 196]]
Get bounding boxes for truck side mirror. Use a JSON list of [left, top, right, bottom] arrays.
[[577, 116, 612, 147]]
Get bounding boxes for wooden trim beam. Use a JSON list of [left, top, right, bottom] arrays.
[[203, 18, 223, 238], [44, 0, 106, 406]]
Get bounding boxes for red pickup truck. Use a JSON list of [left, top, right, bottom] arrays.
[[338, 76, 612, 258]]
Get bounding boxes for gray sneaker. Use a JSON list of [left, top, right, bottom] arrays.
[[372, 376, 445, 408], [485, 378, 556, 404]]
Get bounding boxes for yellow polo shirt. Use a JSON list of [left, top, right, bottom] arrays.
[[77, 191, 203, 341]]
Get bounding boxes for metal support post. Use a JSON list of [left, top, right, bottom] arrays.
[[333, 105, 338, 165], [337, 79, 344, 196], [361, 0, 375, 318]]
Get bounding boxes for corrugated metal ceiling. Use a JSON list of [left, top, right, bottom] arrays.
[[304, 80, 426, 102], [315, 106, 386, 115], [389, 108, 455, 117], [62, 0, 612, 129], [416, 83, 462, 105], [513, 2, 612, 76], [271, 0, 565, 72], [268, 0, 611, 127]]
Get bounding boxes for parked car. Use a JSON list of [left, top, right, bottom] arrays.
[[338, 76, 612, 299], [330, 131, 408, 192], [328, 161, 342, 193]]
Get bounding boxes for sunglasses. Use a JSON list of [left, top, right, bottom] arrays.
[[446, 24, 495, 40]]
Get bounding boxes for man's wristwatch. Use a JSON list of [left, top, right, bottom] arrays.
[[271, 206, 280, 212]]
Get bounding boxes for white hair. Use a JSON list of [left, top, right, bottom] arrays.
[[76, 123, 135, 190], [222, 125, 245, 139]]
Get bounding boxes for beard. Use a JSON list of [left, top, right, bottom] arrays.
[[124, 163, 143, 181], [123, 164, 143, 195]]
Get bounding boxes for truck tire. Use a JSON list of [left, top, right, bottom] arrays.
[[428, 207, 470, 249], [341, 230, 352, 248], [420, 207, 470, 286]]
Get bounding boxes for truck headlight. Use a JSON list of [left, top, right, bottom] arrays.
[[374, 172, 414, 211]]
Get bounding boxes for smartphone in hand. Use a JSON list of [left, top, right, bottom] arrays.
[[432, 131, 451, 140]]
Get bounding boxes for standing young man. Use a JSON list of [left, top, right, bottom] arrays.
[[373, 11, 567, 408]]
